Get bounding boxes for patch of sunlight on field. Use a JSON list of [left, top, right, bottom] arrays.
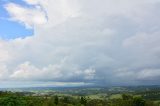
[[88, 95, 101, 99], [109, 94, 122, 99], [88, 94, 108, 99], [133, 95, 141, 97], [153, 100, 160, 104]]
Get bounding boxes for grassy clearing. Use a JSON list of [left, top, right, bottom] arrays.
[[109, 94, 122, 99]]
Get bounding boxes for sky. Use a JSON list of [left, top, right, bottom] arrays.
[[0, 0, 160, 88]]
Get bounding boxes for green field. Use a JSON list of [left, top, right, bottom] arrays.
[[0, 86, 160, 106]]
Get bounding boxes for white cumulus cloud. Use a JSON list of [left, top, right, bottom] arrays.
[[5, 3, 47, 28], [1, 0, 160, 87]]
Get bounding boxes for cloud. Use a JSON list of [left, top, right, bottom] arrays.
[[5, 2, 47, 28], [1, 0, 160, 87], [23, 0, 40, 5], [0, 64, 9, 80], [137, 69, 160, 81], [10, 61, 95, 81]]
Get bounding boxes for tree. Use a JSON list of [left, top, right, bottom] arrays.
[[80, 96, 87, 106], [54, 95, 59, 105], [63, 96, 69, 104], [133, 97, 145, 106], [122, 94, 133, 100]]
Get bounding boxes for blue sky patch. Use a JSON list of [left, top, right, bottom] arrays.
[[0, 0, 33, 39], [0, 19, 33, 39]]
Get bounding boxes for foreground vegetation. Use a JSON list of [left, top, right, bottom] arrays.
[[0, 86, 160, 106]]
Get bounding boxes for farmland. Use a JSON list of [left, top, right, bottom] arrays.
[[0, 86, 160, 106]]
